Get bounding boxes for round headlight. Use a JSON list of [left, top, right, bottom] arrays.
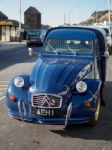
[[76, 81, 87, 93], [14, 77, 24, 88]]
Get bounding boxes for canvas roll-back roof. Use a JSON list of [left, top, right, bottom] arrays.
[[46, 28, 96, 40]]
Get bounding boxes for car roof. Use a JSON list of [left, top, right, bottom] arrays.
[[44, 26, 107, 55], [45, 27, 96, 41]]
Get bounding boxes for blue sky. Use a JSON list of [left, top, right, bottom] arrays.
[[0, 0, 109, 26]]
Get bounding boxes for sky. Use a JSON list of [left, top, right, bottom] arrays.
[[0, 0, 109, 27]]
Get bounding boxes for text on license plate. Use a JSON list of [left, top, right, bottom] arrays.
[[32, 108, 54, 116]]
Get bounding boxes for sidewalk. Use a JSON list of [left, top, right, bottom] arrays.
[[0, 41, 26, 51]]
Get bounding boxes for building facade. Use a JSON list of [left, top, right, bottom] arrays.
[[24, 7, 41, 30], [0, 11, 23, 42]]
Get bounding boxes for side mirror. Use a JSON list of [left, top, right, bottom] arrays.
[[28, 48, 33, 56], [104, 51, 109, 59]]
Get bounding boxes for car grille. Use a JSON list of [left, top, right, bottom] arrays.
[[31, 94, 62, 108]]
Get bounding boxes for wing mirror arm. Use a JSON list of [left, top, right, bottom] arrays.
[[28, 48, 40, 56], [104, 51, 109, 59]]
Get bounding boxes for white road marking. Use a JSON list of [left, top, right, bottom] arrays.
[[0, 81, 9, 83], [0, 85, 8, 87], [0, 92, 3, 95], [0, 88, 7, 91], [0, 96, 5, 101], [0, 81, 8, 101]]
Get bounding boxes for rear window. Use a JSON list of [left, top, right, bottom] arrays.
[[28, 31, 40, 36]]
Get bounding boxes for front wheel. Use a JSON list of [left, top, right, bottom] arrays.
[[89, 97, 101, 126]]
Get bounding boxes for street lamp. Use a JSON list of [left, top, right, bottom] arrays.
[[64, 14, 66, 25], [108, 0, 112, 47], [108, 0, 111, 28], [95, 7, 98, 25], [75, 6, 79, 25], [68, 11, 72, 25], [19, 0, 21, 42]]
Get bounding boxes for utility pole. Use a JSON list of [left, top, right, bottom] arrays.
[[68, 11, 71, 25], [76, 6, 79, 25], [64, 14, 66, 25], [95, 7, 98, 25], [108, 0, 112, 48], [19, 0, 21, 42]]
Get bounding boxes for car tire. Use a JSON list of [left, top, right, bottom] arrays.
[[89, 97, 101, 126]]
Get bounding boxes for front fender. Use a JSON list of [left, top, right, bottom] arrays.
[[6, 74, 30, 101], [71, 79, 101, 109]]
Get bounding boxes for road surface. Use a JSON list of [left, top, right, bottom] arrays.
[[0, 46, 112, 150]]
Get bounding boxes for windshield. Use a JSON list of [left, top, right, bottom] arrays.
[[44, 39, 93, 55]]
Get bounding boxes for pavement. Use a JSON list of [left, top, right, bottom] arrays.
[[0, 41, 26, 51]]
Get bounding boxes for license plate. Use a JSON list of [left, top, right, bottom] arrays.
[[31, 107, 54, 117], [31, 39, 37, 42]]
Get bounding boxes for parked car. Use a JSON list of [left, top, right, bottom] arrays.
[[6, 27, 108, 127], [26, 29, 47, 46], [101, 27, 112, 54], [96, 26, 112, 54]]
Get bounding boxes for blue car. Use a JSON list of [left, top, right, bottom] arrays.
[[6, 27, 108, 127]]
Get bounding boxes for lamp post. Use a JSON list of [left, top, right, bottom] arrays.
[[75, 6, 79, 25], [19, 0, 21, 42], [68, 11, 72, 25], [95, 7, 98, 25], [108, 0, 112, 49], [108, 0, 111, 24], [64, 14, 66, 25]]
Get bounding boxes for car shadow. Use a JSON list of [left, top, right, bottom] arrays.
[[50, 81, 112, 141]]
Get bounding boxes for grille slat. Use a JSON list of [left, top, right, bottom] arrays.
[[32, 94, 62, 108]]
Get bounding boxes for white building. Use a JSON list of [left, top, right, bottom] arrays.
[[0, 11, 23, 42]]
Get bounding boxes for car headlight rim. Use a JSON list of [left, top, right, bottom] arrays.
[[76, 81, 87, 93], [14, 77, 24, 88]]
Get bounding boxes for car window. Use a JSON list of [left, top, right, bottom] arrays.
[[44, 39, 93, 55], [28, 31, 40, 36]]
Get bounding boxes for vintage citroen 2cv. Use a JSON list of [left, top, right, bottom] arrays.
[[6, 27, 108, 127]]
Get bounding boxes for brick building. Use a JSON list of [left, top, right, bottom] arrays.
[[24, 7, 41, 30]]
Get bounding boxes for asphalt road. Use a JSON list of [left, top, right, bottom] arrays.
[[0, 47, 112, 150]]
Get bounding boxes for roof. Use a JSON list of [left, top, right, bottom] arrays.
[[9, 20, 19, 26], [25, 6, 41, 14], [9, 20, 24, 28], [0, 11, 8, 20], [0, 20, 13, 26], [45, 27, 97, 40], [45, 26, 107, 55]]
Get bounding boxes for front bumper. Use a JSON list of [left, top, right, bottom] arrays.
[[27, 39, 43, 45], [7, 99, 94, 125]]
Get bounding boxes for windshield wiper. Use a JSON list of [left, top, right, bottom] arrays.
[[66, 45, 77, 55]]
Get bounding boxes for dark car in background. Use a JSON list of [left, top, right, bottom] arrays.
[[98, 26, 112, 54], [26, 29, 47, 46]]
